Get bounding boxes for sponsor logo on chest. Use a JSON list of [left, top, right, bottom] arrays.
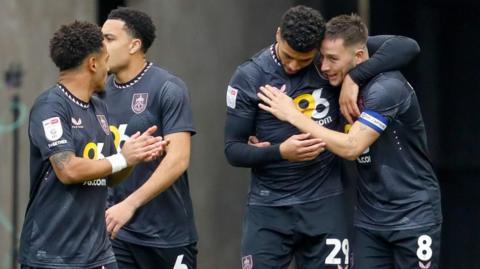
[[357, 147, 372, 164], [83, 178, 107, 186], [294, 88, 333, 126]]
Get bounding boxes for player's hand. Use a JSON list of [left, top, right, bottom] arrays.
[[105, 200, 137, 240], [279, 133, 326, 161], [257, 84, 300, 123], [143, 138, 170, 162], [339, 74, 361, 124], [121, 126, 168, 165], [248, 136, 271, 148]]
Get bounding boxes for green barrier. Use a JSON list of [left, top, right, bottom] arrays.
[[2, 256, 10, 269], [0, 100, 28, 134], [0, 209, 12, 232]]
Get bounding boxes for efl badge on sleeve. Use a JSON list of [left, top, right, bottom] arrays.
[[42, 117, 63, 141], [96, 115, 110, 135], [131, 93, 148, 114], [226, 85, 238, 109]]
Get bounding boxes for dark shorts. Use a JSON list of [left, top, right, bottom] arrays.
[[353, 224, 442, 269], [111, 238, 197, 269], [241, 194, 350, 269], [21, 262, 118, 269]]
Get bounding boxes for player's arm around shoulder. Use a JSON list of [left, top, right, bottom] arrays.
[[341, 35, 420, 123]]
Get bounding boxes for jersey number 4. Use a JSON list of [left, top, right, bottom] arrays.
[[173, 254, 188, 269]]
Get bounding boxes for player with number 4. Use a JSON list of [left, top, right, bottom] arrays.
[[257, 14, 442, 269]]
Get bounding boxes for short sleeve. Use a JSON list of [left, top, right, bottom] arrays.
[[29, 100, 75, 160], [226, 66, 260, 120], [158, 80, 196, 136], [358, 77, 407, 134]]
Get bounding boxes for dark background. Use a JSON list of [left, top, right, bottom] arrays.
[[100, 0, 480, 268], [0, 0, 477, 268], [296, 1, 480, 268]]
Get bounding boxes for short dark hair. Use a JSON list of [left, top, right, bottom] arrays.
[[108, 7, 156, 53], [325, 14, 368, 47], [279, 5, 325, 52], [50, 21, 103, 71]]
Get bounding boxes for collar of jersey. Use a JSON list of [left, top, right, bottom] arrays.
[[113, 62, 153, 89], [269, 43, 282, 67], [251, 44, 285, 77], [257, 44, 326, 80], [57, 83, 90, 109]]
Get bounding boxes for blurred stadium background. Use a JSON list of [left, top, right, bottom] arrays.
[[0, 0, 478, 268]]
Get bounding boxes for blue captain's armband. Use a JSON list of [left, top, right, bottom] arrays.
[[358, 110, 388, 133]]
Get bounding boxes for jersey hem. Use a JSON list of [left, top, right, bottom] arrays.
[[163, 127, 197, 136], [115, 234, 198, 248], [247, 190, 344, 207], [19, 255, 116, 269], [353, 220, 443, 231]]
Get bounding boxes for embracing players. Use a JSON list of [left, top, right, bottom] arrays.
[[258, 14, 442, 269], [225, 5, 422, 269]]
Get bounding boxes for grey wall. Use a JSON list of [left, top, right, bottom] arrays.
[[0, 0, 296, 268], [126, 1, 293, 267], [0, 1, 96, 267], [1, 1, 472, 269]]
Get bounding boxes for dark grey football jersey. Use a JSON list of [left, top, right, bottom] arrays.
[[354, 71, 442, 230], [226, 37, 421, 207], [227, 45, 344, 206], [100, 63, 198, 248], [19, 84, 116, 268]]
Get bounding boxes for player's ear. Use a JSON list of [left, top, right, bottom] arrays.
[[276, 27, 281, 43], [87, 56, 97, 72], [354, 47, 366, 65], [129, 39, 142, 54]]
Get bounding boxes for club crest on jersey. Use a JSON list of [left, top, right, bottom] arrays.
[[242, 255, 253, 269], [96, 115, 110, 135], [131, 93, 148, 114], [42, 116, 63, 141]]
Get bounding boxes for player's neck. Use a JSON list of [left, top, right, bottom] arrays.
[[115, 56, 148, 84], [58, 72, 94, 102]]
